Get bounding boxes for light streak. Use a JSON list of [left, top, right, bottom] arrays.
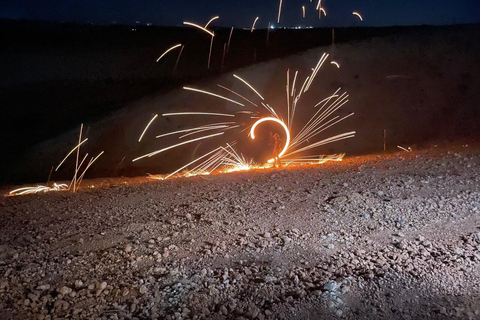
[[397, 145, 412, 152], [156, 44, 182, 62], [217, 84, 258, 107], [165, 147, 224, 179], [133, 132, 225, 162], [331, 61, 340, 68], [72, 124, 83, 192], [76, 151, 104, 187], [55, 138, 88, 171], [204, 16, 219, 28], [179, 126, 229, 139], [183, 87, 245, 106], [250, 117, 290, 163], [277, 0, 283, 23], [352, 12, 363, 21], [291, 71, 298, 97], [227, 27, 234, 53], [251, 17, 259, 32], [233, 74, 265, 100], [162, 112, 235, 117], [320, 8, 327, 17], [302, 6, 306, 18], [183, 22, 215, 37], [138, 114, 158, 142], [9, 183, 68, 196], [173, 45, 185, 75], [208, 36, 214, 69], [156, 122, 235, 139]]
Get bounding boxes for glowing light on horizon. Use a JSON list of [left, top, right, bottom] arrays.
[[352, 12, 363, 21], [156, 44, 182, 62], [183, 87, 245, 106], [138, 114, 158, 142]]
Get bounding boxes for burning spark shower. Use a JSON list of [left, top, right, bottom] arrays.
[[9, 125, 104, 196], [134, 53, 356, 179]]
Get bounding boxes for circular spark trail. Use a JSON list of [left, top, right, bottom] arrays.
[[250, 117, 291, 163]]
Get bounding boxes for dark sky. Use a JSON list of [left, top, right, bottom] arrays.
[[1, 0, 479, 27]]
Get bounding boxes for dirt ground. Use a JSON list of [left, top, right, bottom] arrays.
[[1, 142, 480, 319]]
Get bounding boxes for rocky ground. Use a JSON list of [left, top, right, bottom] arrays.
[[1, 142, 480, 320]]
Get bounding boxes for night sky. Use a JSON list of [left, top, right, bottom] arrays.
[[1, 0, 479, 28]]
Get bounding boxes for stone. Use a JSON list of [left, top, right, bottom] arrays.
[[324, 281, 338, 292]]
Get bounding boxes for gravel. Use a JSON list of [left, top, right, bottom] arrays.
[[0, 142, 479, 319]]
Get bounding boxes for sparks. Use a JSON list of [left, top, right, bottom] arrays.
[[138, 114, 158, 142], [183, 22, 215, 37], [55, 138, 88, 171], [204, 16, 219, 28], [352, 12, 364, 21], [331, 61, 340, 68], [251, 17, 259, 32], [183, 87, 245, 106], [162, 112, 235, 118], [277, 0, 283, 23], [233, 74, 265, 100], [132, 132, 225, 162], [156, 44, 182, 62]]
